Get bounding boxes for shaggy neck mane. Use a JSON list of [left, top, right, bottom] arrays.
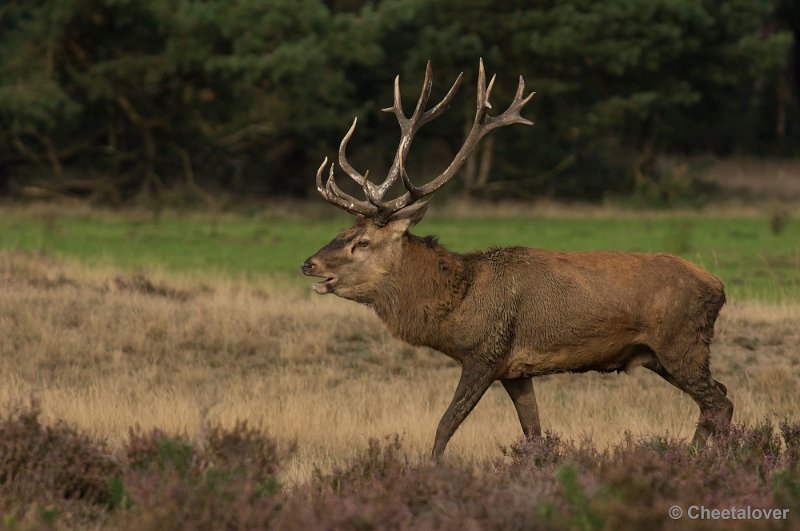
[[369, 233, 472, 346]]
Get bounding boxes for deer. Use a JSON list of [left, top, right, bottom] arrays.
[[301, 60, 733, 459]]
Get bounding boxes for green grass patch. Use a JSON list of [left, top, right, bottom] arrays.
[[1, 209, 798, 301]]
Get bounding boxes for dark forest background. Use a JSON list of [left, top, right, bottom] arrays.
[[0, 0, 797, 207]]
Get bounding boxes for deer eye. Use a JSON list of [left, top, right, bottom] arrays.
[[351, 239, 370, 253]]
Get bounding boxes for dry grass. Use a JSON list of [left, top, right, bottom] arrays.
[[1, 251, 798, 484]]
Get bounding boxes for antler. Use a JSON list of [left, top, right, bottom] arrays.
[[316, 59, 535, 223]]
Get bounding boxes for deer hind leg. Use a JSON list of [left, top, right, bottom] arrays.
[[645, 360, 728, 396], [501, 377, 542, 439], [645, 342, 733, 446], [431, 361, 496, 460]]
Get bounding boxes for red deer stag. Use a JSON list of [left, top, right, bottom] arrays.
[[302, 60, 733, 459]]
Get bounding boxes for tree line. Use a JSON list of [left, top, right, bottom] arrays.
[[0, 0, 797, 205]]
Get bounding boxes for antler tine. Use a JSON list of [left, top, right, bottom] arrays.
[[485, 74, 496, 109], [411, 61, 434, 122], [315, 157, 329, 195], [484, 75, 536, 130], [315, 59, 533, 223], [315, 157, 377, 216], [382, 61, 441, 124], [420, 71, 463, 126], [381, 75, 405, 118], [337, 117, 381, 204], [325, 164, 354, 205], [515, 75, 526, 100], [474, 58, 490, 120], [386, 59, 535, 205], [373, 62, 464, 203]]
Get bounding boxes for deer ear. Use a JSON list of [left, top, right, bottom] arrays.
[[386, 201, 429, 233]]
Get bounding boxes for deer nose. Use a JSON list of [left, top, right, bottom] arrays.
[[301, 259, 317, 275]]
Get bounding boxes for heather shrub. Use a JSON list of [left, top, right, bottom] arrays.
[[115, 422, 288, 530], [772, 466, 800, 514], [0, 402, 120, 527], [780, 420, 800, 468], [113, 464, 286, 530], [504, 431, 567, 468], [555, 465, 603, 531], [125, 420, 283, 480], [773, 421, 800, 515], [711, 421, 784, 470], [279, 427, 800, 530], [1, 407, 798, 530], [278, 436, 558, 529], [126, 428, 194, 476], [315, 435, 409, 492]]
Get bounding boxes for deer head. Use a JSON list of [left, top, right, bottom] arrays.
[[302, 59, 535, 302]]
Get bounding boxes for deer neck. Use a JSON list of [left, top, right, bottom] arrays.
[[369, 234, 470, 347]]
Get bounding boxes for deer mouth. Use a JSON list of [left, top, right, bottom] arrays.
[[312, 276, 337, 294]]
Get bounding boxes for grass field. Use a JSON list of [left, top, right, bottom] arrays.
[[1, 203, 799, 528]]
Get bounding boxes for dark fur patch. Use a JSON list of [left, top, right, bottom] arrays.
[[319, 236, 347, 253], [320, 230, 361, 253], [407, 233, 439, 248]]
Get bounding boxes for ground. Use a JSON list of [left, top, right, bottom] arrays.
[[0, 203, 798, 529], [1, 203, 798, 484]]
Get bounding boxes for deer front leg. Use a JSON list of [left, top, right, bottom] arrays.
[[431, 361, 496, 459], [501, 377, 542, 439]]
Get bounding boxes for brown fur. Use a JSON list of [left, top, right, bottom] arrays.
[[303, 214, 733, 458]]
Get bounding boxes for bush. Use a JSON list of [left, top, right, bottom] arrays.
[[0, 401, 120, 527], [1, 405, 798, 529]]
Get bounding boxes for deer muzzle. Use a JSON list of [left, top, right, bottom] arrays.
[[301, 259, 337, 294]]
